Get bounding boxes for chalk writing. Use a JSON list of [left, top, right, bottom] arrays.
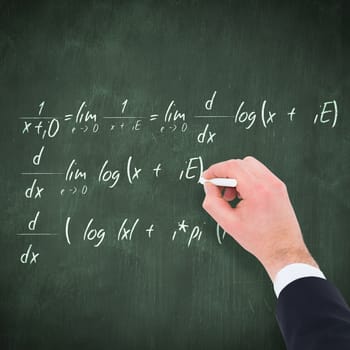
[[17, 93, 340, 263]]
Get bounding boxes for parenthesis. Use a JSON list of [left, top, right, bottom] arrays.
[[216, 223, 226, 245], [198, 156, 204, 180], [216, 223, 222, 244], [65, 216, 71, 245], [127, 156, 133, 184], [261, 100, 267, 128], [332, 100, 338, 128]]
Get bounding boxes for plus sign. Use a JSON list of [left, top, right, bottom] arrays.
[[145, 224, 155, 238], [153, 163, 162, 177]]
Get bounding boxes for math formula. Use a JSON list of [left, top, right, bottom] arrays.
[[17, 91, 339, 264]]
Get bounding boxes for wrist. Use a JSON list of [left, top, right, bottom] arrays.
[[260, 246, 318, 281]]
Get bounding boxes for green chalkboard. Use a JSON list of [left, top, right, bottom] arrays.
[[1, 1, 349, 349]]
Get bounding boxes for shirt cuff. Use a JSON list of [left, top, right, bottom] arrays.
[[273, 263, 326, 298]]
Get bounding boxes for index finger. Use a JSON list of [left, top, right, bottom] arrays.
[[202, 159, 254, 198], [242, 156, 282, 182]]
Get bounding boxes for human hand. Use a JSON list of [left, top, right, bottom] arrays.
[[201, 156, 318, 281]]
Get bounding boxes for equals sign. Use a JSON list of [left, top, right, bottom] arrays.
[[149, 114, 158, 121], [64, 114, 73, 121]]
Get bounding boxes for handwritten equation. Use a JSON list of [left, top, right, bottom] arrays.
[[23, 153, 204, 197], [21, 91, 338, 140], [19, 216, 227, 265], [17, 91, 339, 264]]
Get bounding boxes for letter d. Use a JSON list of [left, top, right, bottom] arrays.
[[205, 90, 217, 111], [28, 211, 40, 231], [33, 146, 45, 166], [197, 124, 209, 144], [20, 244, 32, 264], [25, 179, 37, 199]]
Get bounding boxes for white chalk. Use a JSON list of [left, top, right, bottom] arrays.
[[199, 177, 237, 187]]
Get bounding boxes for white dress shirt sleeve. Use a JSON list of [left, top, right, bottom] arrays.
[[273, 263, 326, 298]]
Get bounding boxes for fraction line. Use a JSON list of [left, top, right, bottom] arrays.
[[21, 172, 64, 175], [193, 115, 233, 118], [17, 233, 59, 236]]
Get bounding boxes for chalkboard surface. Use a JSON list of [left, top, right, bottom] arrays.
[[1, 1, 349, 349]]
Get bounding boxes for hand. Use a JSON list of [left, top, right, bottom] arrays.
[[201, 156, 318, 281]]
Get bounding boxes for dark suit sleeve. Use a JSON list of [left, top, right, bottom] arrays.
[[276, 277, 350, 350]]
